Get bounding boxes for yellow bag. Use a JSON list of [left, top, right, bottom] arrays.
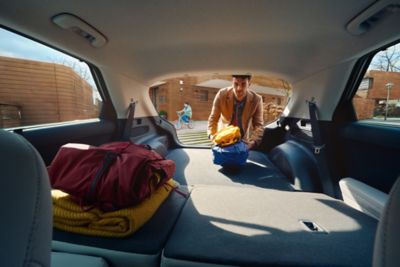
[[213, 125, 241, 147]]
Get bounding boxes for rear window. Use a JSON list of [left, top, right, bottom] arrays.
[[149, 75, 291, 146], [0, 28, 102, 129]]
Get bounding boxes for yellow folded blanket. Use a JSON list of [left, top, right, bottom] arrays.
[[52, 179, 177, 237]]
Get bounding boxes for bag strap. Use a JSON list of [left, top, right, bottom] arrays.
[[87, 151, 119, 203], [308, 100, 335, 197], [164, 182, 189, 198], [122, 99, 137, 141]]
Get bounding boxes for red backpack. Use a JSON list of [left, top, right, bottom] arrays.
[[48, 141, 176, 211]]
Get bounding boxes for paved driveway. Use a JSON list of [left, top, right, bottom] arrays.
[[171, 120, 212, 146]]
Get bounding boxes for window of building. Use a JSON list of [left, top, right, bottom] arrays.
[[199, 90, 208, 101], [159, 95, 167, 104], [0, 28, 101, 129], [359, 77, 373, 90], [353, 43, 400, 123]]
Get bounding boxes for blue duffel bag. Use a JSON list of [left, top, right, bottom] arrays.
[[212, 141, 249, 167]]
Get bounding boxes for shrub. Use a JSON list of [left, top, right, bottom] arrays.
[[159, 110, 168, 119]]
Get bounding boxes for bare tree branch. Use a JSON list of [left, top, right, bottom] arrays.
[[50, 57, 92, 82], [371, 44, 400, 72]]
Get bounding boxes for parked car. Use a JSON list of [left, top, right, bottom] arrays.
[[0, 1, 399, 267]]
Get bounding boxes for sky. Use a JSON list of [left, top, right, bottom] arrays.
[[369, 43, 400, 72], [0, 28, 101, 101]]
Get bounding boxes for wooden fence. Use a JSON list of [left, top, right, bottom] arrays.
[[0, 56, 99, 128]]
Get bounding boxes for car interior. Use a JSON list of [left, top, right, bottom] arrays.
[[1, 1, 400, 267]]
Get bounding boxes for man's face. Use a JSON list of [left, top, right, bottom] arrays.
[[232, 77, 250, 101]]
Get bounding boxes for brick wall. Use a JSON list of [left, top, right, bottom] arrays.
[[367, 70, 400, 100], [353, 71, 400, 120], [0, 56, 99, 127], [190, 86, 219, 120], [353, 97, 375, 120]]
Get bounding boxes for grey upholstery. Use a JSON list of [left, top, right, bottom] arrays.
[[167, 148, 293, 191], [52, 241, 158, 267], [0, 129, 52, 267], [0, 129, 110, 267], [51, 252, 108, 267], [270, 140, 320, 192], [163, 185, 377, 267], [340, 178, 388, 220], [52, 186, 190, 267], [373, 178, 400, 267]]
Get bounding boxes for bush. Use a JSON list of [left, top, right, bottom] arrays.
[[159, 110, 168, 119]]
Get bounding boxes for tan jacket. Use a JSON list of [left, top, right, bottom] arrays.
[[207, 87, 264, 145]]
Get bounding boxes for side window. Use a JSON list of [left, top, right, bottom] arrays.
[[0, 28, 101, 129], [353, 43, 400, 123]]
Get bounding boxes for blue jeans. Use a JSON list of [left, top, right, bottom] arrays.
[[181, 115, 190, 123]]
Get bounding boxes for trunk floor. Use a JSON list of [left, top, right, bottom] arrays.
[[166, 148, 293, 191]]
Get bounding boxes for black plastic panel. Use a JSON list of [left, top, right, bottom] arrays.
[[19, 120, 116, 165], [339, 122, 400, 193], [341, 122, 400, 149], [270, 140, 320, 192]]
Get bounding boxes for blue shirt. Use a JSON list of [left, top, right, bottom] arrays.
[[183, 105, 192, 117]]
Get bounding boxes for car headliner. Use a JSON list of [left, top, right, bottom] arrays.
[[0, 0, 399, 119]]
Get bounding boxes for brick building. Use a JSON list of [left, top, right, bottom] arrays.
[[149, 75, 290, 123], [0, 56, 100, 128], [354, 70, 400, 119]]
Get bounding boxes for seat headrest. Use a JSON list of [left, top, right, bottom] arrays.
[[0, 130, 52, 267], [373, 177, 400, 267]]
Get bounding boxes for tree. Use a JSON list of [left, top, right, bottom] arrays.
[[49, 57, 102, 102], [371, 44, 400, 72], [52, 57, 92, 82]]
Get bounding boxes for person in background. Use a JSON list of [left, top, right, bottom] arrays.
[[178, 102, 192, 123], [207, 74, 264, 150]]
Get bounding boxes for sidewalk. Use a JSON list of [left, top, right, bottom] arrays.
[[171, 120, 208, 134], [169, 120, 212, 146]]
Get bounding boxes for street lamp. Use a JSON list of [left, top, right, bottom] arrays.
[[384, 82, 394, 120]]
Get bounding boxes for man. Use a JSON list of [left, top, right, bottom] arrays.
[[208, 75, 264, 150]]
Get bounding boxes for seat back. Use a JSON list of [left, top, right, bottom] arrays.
[[0, 130, 52, 267], [373, 177, 400, 267]]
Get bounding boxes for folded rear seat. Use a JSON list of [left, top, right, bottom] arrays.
[[52, 186, 190, 267], [162, 185, 377, 267], [167, 148, 293, 191], [52, 252, 108, 267]]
